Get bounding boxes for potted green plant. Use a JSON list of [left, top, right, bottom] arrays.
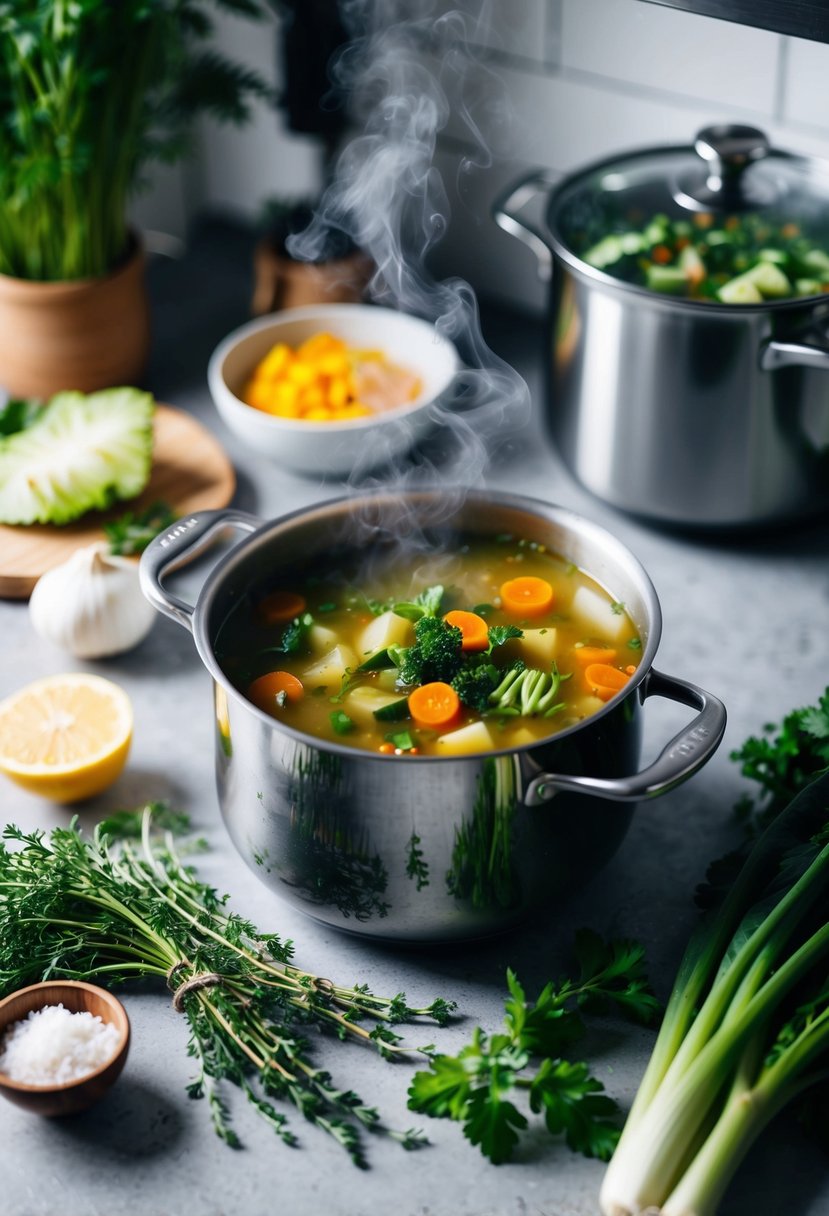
[[0, 0, 269, 399]]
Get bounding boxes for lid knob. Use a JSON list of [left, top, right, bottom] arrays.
[[687, 124, 770, 209], [696, 125, 769, 191]]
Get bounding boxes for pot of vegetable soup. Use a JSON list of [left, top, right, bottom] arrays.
[[495, 125, 829, 528], [140, 490, 725, 943]]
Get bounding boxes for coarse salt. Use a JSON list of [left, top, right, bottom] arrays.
[[0, 1003, 120, 1086]]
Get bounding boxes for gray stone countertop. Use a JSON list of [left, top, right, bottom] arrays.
[[1, 223, 828, 1216]]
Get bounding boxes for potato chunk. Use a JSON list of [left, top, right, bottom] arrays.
[[308, 623, 338, 654], [345, 686, 406, 727], [571, 586, 627, 641], [301, 645, 357, 690], [435, 720, 495, 755], [515, 627, 557, 668], [357, 610, 413, 659]]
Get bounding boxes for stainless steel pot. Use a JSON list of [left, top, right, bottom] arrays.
[[495, 126, 829, 528], [140, 490, 726, 943]]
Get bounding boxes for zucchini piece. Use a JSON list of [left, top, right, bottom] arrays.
[[717, 274, 764, 304], [373, 697, 411, 723], [357, 647, 396, 672], [643, 214, 670, 245], [583, 235, 626, 269], [802, 248, 829, 276], [758, 248, 788, 265], [795, 278, 823, 297], [745, 261, 791, 298], [645, 265, 688, 295]]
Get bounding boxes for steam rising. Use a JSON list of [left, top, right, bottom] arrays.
[[288, 0, 531, 541]]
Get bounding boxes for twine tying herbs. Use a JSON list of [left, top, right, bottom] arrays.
[[166, 961, 225, 1013]]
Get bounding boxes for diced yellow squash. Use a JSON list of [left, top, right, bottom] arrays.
[[435, 720, 495, 756], [301, 645, 357, 690], [358, 610, 413, 658]]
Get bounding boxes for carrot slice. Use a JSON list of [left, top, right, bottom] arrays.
[[408, 682, 462, 729], [257, 590, 307, 625], [248, 671, 304, 714], [584, 663, 630, 703], [443, 610, 489, 652], [500, 576, 554, 618], [574, 645, 617, 667]]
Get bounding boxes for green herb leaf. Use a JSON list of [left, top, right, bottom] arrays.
[[0, 397, 41, 437], [487, 625, 524, 649], [386, 730, 416, 751], [408, 933, 656, 1164], [330, 710, 355, 735], [393, 585, 445, 622], [104, 500, 177, 556]]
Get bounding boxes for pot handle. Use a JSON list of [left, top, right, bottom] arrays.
[[523, 669, 726, 806], [492, 170, 557, 282], [760, 328, 829, 372], [139, 508, 261, 632]]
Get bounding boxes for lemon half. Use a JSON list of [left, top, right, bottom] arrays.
[[0, 673, 133, 803]]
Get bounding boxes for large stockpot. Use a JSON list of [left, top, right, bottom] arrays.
[[495, 125, 829, 528], [140, 490, 726, 943]]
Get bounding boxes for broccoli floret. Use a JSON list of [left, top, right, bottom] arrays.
[[398, 616, 463, 685], [451, 662, 498, 713]]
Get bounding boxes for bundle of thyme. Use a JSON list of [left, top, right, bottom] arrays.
[[0, 805, 453, 1163]]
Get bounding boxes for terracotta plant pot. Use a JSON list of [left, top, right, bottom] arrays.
[[0, 239, 150, 400], [251, 239, 373, 316]]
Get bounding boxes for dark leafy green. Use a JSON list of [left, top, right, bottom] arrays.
[[0, 397, 41, 436]]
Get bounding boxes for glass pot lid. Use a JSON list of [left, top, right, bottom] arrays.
[[550, 125, 829, 305]]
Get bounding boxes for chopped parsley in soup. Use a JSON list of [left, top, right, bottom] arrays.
[[215, 534, 643, 756]]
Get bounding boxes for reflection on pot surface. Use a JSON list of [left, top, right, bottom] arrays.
[[446, 757, 520, 911], [282, 748, 390, 922]]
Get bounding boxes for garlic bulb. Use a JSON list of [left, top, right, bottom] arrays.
[[29, 543, 156, 659]]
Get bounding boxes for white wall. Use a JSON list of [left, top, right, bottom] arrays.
[[130, 5, 323, 240], [133, 1, 829, 315]]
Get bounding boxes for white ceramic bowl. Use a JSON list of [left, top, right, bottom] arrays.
[[207, 304, 460, 477]]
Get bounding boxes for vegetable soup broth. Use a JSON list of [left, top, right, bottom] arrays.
[[215, 534, 642, 756]]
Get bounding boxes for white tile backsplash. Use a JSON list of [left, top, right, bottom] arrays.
[[562, 0, 780, 115], [443, 58, 732, 172], [138, 0, 829, 316], [781, 36, 829, 132]]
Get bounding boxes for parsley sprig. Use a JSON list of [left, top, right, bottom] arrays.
[[407, 930, 659, 1163]]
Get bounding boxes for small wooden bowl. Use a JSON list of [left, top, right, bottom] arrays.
[[0, 981, 130, 1116]]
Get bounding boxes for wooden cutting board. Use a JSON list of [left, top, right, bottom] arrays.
[[0, 404, 236, 600]]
